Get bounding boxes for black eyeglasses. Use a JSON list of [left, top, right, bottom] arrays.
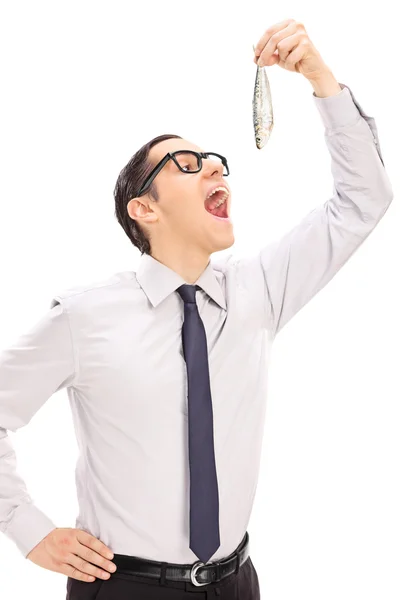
[[136, 151, 230, 197]]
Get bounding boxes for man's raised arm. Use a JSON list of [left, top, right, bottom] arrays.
[[235, 83, 393, 337]]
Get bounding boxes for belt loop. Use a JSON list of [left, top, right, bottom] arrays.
[[159, 562, 168, 586]]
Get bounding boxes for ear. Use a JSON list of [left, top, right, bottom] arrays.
[[127, 198, 158, 223]]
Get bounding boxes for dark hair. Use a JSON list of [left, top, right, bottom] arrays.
[[113, 134, 183, 255]]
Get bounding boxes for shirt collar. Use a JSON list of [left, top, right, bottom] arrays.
[[136, 253, 227, 310]]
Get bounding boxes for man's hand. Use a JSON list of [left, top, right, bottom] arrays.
[[253, 18, 339, 84], [26, 527, 117, 583]]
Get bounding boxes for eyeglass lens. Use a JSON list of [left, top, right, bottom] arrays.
[[173, 152, 228, 175]]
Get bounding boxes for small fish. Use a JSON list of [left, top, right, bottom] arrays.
[[252, 44, 274, 149]]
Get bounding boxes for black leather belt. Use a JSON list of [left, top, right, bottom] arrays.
[[112, 531, 250, 587]]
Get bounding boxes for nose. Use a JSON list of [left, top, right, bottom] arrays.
[[202, 157, 224, 178]]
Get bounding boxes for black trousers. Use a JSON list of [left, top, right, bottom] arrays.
[[65, 555, 260, 599]]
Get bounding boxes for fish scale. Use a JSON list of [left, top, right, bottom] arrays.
[[252, 44, 274, 149]]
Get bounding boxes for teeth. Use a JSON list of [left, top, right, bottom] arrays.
[[206, 186, 229, 202]]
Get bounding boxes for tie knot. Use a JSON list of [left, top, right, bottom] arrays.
[[177, 284, 198, 304]]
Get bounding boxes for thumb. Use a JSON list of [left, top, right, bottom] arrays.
[[263, 52, 279, 67]]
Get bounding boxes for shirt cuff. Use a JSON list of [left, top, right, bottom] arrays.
[[312, 82, 369, 130], [313, 81, 385, 165], [4, 501, 58, 558]]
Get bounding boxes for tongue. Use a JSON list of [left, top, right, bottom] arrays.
[[205, 190, 228, 217], [209, 203, 227, 218], [205, 193, 227, 218]]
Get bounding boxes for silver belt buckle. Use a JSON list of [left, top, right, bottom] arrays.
[[190, 560, 208, 586]]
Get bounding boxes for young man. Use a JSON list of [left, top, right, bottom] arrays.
[[0, 19, 393, 600]]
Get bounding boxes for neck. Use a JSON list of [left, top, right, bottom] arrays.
[[150, 246, 210, 284]]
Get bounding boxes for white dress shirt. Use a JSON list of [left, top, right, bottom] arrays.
[[0, 83, 393, 564]]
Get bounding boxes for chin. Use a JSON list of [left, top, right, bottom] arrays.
[[211, 233, 235, 254]]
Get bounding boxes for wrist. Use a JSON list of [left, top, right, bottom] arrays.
[[308, 71, 342, 98]]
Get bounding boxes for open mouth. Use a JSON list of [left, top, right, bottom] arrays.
[[204, 188, 229, 219]]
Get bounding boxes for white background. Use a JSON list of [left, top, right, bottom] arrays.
[[0, 1, 398, 598]]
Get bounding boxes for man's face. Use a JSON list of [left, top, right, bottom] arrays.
[[128, 138, 234, 256]]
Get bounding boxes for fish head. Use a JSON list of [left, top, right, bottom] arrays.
[[255, 124, 273, 149]]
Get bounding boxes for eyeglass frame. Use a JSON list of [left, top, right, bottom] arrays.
[[136, 151, 230, 197]]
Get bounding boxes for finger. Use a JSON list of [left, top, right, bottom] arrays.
[[76, 530, 114, 560], [254, 42, 275, 65], [276, 32, 304, 62], [64, 562, 96, 583], [284, 42, 306, 72], [67, 551, 113, 581], [257, 21, 298, 66], [254, 53, 279, 67], [254, 18, 295, 55], [254, 19, 296, 59], [76, 541, 117, 574]]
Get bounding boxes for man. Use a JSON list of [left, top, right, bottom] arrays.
[[0, 19, 393, 600]]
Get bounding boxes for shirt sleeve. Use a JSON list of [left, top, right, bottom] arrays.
[[236, 83, 394, 338], [0, 298, 78, 558]]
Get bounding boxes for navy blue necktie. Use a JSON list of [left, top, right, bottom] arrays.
[[177, 284, 220, 564]]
